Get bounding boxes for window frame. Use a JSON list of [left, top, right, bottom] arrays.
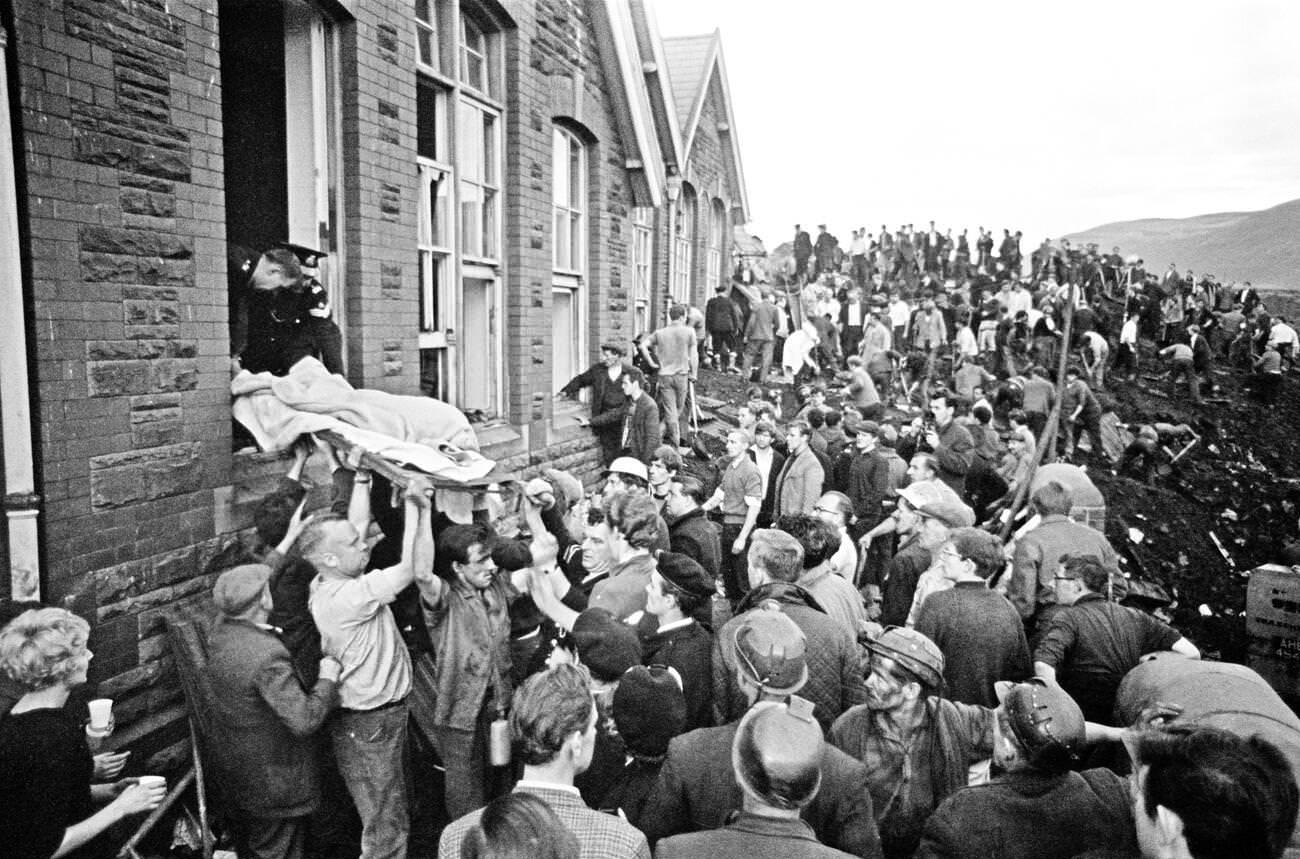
[[457, 96, 501, 264], [551, 126, 586, 276], [632, 206, 653, 333], [415, 0, 440, 76]]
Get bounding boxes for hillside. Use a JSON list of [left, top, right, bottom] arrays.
[[1064, 198, 1300, 291]]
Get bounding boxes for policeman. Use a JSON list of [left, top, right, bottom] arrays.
[[277, 242, 344, 375], [916, 680, 1135, 859], [236, 247, 316, 376]]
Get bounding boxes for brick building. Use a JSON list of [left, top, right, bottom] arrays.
[[0, 0, 749, 764]]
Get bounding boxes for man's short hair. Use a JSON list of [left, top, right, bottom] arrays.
[[511, 663, 596, 766], [668, 304, 686, 320], [787, 420, 812, 440], [674, 475, 707, 506], [949, 528, 1005, 580], [652, 445, 682, 473], [753, 421, 775, 439], [823, 409, 842, 428], [293, 512, 348, 561], [1060, 553, 1110, 593], [1031, 481, 1074, 516], [807, 410, 825, 430], [775, 514, 839, 569], [438, 522, 497, 567], [971, 404, 992, 425], [1008, 408, 1028, 425], [747, 528, 804, 582], [879, 424, 899, 448], [911, 452, 939, 476], [621, 365, 646, 388], [604, 490, 661, 550], [254, 482, 307, 548], [1132, 725, 1299, 859]]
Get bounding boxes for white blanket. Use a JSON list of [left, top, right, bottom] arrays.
[[232, 358, 494, 483]]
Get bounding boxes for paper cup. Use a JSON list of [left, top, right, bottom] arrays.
[[88, 698, 113, 730], [138, 775, 166, 791]]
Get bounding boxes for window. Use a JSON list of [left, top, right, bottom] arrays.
[[673, 185, 696, 305], [552, 128, 585, 273], [457, 98, 500, 261], [706, 199, 725, 296], [552, 126, 587, 390], [418, 161, 452, 334], [415, 0, 439, 74], [632, 207, 653, 333], [460, 14, 488, 93]]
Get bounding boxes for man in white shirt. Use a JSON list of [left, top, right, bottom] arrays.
[[1269, 316, 1298, 369], [1116, 314, 1140, 380], [1080, 329, 1110, 390], [303, 476, 434, 859]]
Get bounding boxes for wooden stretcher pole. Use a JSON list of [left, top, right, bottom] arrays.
[[315, 429, 420, 489], [998, 281, 1076, 542]]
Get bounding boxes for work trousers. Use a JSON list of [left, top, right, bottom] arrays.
[[719, 523, 750, 604], [741, 340, 774, 382], [331, 701, 410, 859], [431, 703, 498, 821], [656, 373, 690, 446]]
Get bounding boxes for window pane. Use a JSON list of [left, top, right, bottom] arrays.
[[457, 101, 480, 179], [569, 143, 582, 208], [483, 190, 496, 257], [554, 210, 569, 269], [482, 114, 496, 185], [432, 176, 449, 247], [551, 129, 568, 206], [461, 182, 482, 256], [416, 0, 432, 23], [569, 214, 581, 268]]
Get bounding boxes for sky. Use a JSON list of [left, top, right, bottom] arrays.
[[653, 0, 1300, 250]]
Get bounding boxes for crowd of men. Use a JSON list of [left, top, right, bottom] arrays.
[[78, 395, 1292, 859], [5, 225, 1298, 859]]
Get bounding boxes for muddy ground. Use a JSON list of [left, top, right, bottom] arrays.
[[685, 326, 1300, 665]]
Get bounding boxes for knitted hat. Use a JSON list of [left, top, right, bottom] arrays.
[[213, 564, 271, 617], [571, 609, 642, 682], [613, 665, 686, 758]]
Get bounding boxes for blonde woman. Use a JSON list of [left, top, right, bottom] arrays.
[[0, 608, 165, 859]]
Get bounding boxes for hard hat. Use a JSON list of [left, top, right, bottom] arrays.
[[733, 604, 808, 695], [995, 678, 1086, 771], [866, 626, 945, 690], [732, 697, 823, 809]]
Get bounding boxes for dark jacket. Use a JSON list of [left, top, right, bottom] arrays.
[[639, 724, 883, 859], [658, 813, 858, 859], [666, 507, 722, 580], [914, 582, 1030, 707], [640, 620, 714, 731], [205, 617, 339, 817], [748, 447, 786, 527], [916, 769, 1135, 859], [713, 583, 865, 731], [623, 392, 660, 465], [706, 294, 743, 334], [560, 362, 628, 434]]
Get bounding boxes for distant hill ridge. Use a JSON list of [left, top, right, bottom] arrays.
[[1064, 198, 1300, 291]]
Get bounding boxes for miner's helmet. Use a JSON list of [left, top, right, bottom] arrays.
[[995, 678, 1086, 771], [732, 697, 823, 810], [733, 603, 808, 696], [866, 626, 945, 691]]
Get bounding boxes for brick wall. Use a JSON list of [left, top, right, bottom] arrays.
[[339, 5, 420, 394], [13, 0, 230, 764]]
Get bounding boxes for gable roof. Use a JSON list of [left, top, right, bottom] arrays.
[[590, 0, 669, 207], [660, 31, 750, 222]]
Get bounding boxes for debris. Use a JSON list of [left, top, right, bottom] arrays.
[[1209, 531, 1236, 570], [1221, 509, 1238, 522], [1128, 527, 1145, 544], [1199, 604, 1213, 617]]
